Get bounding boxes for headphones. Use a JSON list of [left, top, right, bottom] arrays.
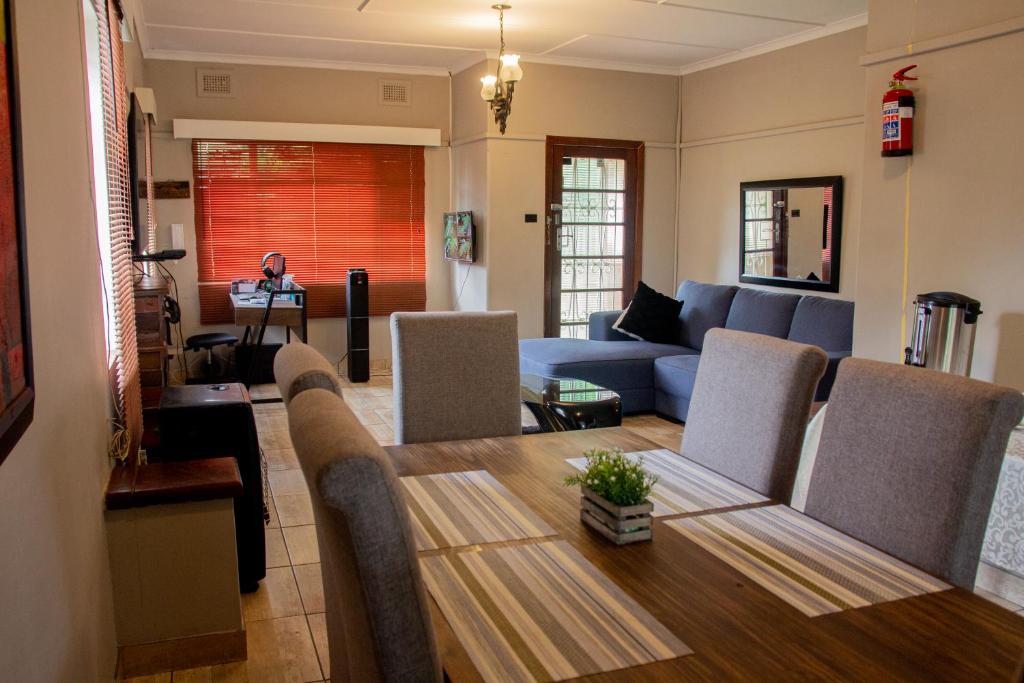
[[261, 252, 286, 280], [163, 296, 181, 324]]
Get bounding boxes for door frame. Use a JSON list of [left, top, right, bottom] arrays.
[[543, 136, 645, 338]]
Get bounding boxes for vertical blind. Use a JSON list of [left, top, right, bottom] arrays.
[[93, 0, 143, 456], [192, 140, 426, 323]]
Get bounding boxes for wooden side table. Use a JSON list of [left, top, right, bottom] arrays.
[[134, 273, 169, 400]]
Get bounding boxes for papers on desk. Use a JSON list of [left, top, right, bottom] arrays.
[[229, 292, 300, 308]]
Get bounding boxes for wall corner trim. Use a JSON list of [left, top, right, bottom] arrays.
[[172, 119, 443, 146], [860, 15, 1024, 66]]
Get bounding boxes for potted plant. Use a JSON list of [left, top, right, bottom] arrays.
[[564, 448, 658, 545]]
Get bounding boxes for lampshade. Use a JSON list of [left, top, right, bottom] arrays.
[[480, 75, 498, 101], [499, 54, 523, 83]]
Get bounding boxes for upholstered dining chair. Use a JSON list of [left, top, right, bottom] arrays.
[[391, 311, 521, 444], [286, 387, 442, 682], [680, 328, 827, 502], [273, 339, 343, 404], [803, 358, 1024, 589]]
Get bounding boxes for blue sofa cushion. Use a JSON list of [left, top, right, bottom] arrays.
[[788, 296, 854, 352], [589, 310, 631, 341], [519, 339, 696, 389], [675, 281, 738, 351], [725, 288, 801, 338], [653, 354, 701, 399]]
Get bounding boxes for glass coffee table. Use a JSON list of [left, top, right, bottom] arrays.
[[520, 374, 622, 432]]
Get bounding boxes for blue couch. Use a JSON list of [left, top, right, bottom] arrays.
[[519, 280, 854, 421]]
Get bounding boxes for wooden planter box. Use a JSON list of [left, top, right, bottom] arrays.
[[580, 486, 653, 545]]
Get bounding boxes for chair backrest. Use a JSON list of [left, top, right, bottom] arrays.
[[391, 311, 521, 444], [681, 328, 827, 501], [804, 358, 1024, 589], [287, 388, 441, 682], [273, 340, 343, 405]]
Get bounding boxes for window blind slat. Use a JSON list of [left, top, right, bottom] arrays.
[[94, 0, 142, 456], [193, 140, 425, 323]]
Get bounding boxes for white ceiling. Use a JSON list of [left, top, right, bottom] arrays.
[[129, 0, 867, 76]]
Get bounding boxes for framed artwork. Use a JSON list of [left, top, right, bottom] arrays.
[[0, 0, 33, 465], [443, 211, 475, 263]]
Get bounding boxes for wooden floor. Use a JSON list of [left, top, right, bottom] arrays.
[[125, 374, 1023, 681]]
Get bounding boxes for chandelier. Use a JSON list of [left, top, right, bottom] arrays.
[[479, 3, 522, 135]]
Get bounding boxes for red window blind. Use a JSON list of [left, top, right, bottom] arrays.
[[192, 140, 426, 323], [92, 0, 143, 457]]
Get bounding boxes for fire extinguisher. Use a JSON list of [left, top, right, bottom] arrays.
[[882, 64, 917, 157]]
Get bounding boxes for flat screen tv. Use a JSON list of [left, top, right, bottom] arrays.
[[443, 211, 475, 263]]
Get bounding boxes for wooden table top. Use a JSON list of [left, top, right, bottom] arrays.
[[386, 427, 1024, 682]]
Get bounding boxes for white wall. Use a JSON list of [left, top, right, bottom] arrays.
[[853, 0, 1024, 387], [677, 28, 866, 301], [143, 60, 452, 364], [0, 0, 122, 678], [453, 60, 680, 339]]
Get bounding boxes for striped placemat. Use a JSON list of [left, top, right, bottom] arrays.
[[567, 449, 768, 517], [666, 505, 951, 617], [421, 540, 692, 682], [401, 470, 557, 551]]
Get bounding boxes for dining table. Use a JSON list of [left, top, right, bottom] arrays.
[[385, 427, 1024, 682]]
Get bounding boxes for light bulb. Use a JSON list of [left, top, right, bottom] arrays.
[[480, 74, 497, 101], [499, 54, 523, 83]]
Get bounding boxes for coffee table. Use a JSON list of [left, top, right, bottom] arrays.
[[520, 373, 622, 432]]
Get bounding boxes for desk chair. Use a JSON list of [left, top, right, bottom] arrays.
[[185, 332, 239, 381]]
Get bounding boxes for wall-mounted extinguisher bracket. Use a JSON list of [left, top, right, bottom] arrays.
[[882, 64, 917, 157]]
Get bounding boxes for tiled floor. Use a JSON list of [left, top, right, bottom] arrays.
[[128, 373, 1023, 681]]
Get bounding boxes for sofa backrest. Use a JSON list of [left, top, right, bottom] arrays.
[[675, 280, 738, 350], [787, 296, 855, 352], [724, 289, 801, 339]]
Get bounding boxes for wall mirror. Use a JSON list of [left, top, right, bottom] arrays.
[[739, 176, 843, 293]]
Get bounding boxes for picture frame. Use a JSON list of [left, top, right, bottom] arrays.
[[443, 211, 475, 264], [0, 0, 34, 465]]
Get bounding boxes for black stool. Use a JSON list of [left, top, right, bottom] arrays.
[[186, 332, 239, 381]]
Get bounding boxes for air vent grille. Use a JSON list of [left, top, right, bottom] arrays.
[[197, 69, 234, 98], [379, 79, 411, 106]]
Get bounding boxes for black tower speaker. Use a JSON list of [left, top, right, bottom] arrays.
[[347, 268, 370, 383], [152, 383, 266, 592]]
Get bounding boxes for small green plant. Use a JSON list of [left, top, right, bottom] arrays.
[[564, 447, 658, 507]]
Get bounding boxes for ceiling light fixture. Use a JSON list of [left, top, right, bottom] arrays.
[[480, 3, 522, 135]]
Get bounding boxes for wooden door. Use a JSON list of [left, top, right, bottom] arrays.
[[544, 137, 644, 338]]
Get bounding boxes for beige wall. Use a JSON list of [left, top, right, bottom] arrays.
[[143, 60, 452, 363], [453, 61, 680, 338], [0, 0, 121, 679], [854, 1, 1024, 387], [677, 28, 866, 300]]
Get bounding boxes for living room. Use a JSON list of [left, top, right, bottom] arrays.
[[1, 0, 1023, 681]]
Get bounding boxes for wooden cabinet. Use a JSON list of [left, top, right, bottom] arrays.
[[134, 273, 169, 392]]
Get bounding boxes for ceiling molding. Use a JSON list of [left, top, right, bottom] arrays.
[[678, 12, 868, 75], [448, 52, 488, 76], [143, 49, 454, 77]]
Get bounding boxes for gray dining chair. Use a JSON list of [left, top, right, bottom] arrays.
[[391, 311, 521, 444], [273, 339, 343, 405], [803, 358, 1024, 589], [680, 328, 827, 501], [287, 387, 442, 682]]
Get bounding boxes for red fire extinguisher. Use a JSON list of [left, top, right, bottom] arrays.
[[882, 64, 917, 157]]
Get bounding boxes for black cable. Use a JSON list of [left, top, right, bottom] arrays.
[[155, 261, 188, 382]]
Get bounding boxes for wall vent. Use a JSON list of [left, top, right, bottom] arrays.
[[378, 79, 411, 106], [197, 68, 235, 98]]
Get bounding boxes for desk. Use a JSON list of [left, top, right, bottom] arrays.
[[230, 289, 307, 344], [387, 428, 1024, 681]]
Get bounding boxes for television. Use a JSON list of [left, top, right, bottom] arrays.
[[126, 93, 145, 255], [443, 211, 475, 263]]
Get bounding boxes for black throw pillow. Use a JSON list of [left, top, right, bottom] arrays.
[[612, 281, 683, 344]]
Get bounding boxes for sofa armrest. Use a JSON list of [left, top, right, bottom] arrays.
[[589, 310, 631, 341]]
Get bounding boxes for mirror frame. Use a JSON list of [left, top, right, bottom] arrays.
[[738, 175, 843, 293]]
